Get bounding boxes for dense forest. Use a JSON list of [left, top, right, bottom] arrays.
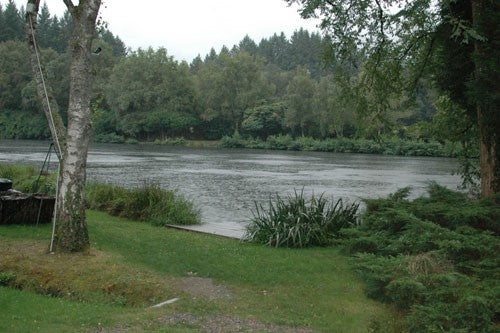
[[0, 1, 445, 144]]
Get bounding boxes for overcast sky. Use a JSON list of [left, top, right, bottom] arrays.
[[5, 0, 320, 62]]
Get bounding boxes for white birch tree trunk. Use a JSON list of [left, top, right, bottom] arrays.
[[26, 0, 101, 252]]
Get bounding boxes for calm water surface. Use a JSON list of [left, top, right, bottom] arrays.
[[0, 140, 462, 237]]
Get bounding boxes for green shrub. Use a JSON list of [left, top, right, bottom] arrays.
[[456, 295, 495, 332], [354, 254, 406, 302], [407, 295, 495, 333], [0, 110, 50, 139], [245, 190, 359, 248], [0, 271, 16, 286], [265, 134, 294, 150], [386, 278, 426, 310], [219, 134, 461, 157], [407, 183, 500, 234], [93, 133, 126, 143], [154, 137, 186, 145], [85, 182, 200, 226], [342, 185, 500, 332], [125, 138, 139, 144], [343, 235, 386, 254], [0, 164, 56, 194], [219, 133, 245, 148]]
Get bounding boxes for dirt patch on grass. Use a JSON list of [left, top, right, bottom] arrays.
[[178, 276, 234, 301], [95, 312, 316, 333], [160, 313, 316, 333]]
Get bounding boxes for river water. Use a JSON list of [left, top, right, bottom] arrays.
[[0, 140, 462, 238]]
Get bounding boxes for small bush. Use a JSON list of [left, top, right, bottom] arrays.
[[0, 271, 16, 286], [86, 182, 200, 226], [219, 133, 245, 148], [343, 185, 500, 332], [0, 164, 56, 194], [245, 190, 359, 248], [154, 137, 186, 145], [354, 254, 406, 302], [125, 138, 139, 144], [93, 133, 126, 143], [386, 278, 426, 310], [456, 295, 495, 332]]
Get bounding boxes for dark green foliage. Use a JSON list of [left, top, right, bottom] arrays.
[[85, 182, 200, 226], [386, 278, 426, 311], [245, 190, 358, 248], [341, 184, 500, 332], [353, 254, 406, 302], [0, 271, 16, 286], [241, 103, 286, 139], [0, 110, 50, 140], [0, 0, 23, 42], [220, 134, 463, 158]]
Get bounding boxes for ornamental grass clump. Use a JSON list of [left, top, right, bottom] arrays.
[[85, 182, 200, 226], [245, 190, 359, 248]]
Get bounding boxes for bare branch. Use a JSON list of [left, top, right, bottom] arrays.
[[62, 0, 75, 14], [398, 32, 432, 62], [374, 0, 385, 43], [411, 36, 436, 91]]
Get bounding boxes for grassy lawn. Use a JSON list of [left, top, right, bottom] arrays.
[[0, 210, 400, 332]]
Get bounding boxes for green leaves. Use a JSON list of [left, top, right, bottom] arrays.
[[245, 190, 359, 248], [342, 184, 500, 331], [197, 51, 274, 133]]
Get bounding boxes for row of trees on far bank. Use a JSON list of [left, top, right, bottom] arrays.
[[1, 0, 440, 145]]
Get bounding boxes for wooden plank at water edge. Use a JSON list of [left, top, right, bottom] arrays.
[[0, 191, 54, 225]]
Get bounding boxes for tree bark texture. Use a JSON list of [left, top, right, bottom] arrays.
[[53, 0, 101, 252], [471, 0, 499, 197], [26, 0, 101, 252]]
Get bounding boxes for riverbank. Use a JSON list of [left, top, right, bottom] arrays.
[[96, 135, 466, 158], [0, 210, 400, 332], [219, 135, 466, 158]]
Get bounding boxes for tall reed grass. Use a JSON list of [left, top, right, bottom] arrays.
[[85, 182, 200, 226]]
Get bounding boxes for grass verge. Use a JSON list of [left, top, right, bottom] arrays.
[[0, 210, 401, 332]]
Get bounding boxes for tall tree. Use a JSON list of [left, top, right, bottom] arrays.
[[104, 47, 198, 140], [0, 3, 5, 42], [314, 74, 355, 138], [258, 32, 292, 70], [26, 0, 102, 252], [3, 0, 23, 41], [285, 66, 316, 137], [238, 35, 258, 55], [287, 0, 499, 196], [198, 51, 274, 134], [36, 2, 52, 48], [100, 29, 126, 57], [0, 41, 31, 110]]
